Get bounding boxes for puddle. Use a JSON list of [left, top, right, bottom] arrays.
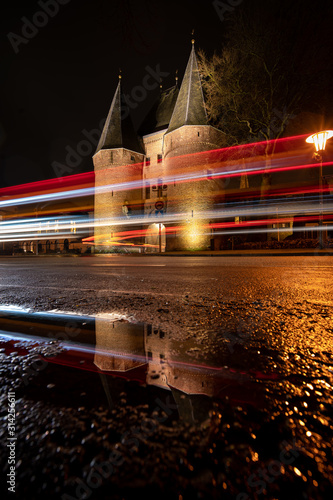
[[0, 306, 264, 410], [1, 307, 332, 499]]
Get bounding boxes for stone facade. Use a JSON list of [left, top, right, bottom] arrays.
[[162, 125, 226, 250], [93, 45, 228, 252], [94, 148, 144, 249]]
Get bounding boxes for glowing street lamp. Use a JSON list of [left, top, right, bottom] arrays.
[[306, 130, 333, 154], [306, 130, 333, 248]]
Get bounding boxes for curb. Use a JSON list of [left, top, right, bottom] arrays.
[[2, 251, 333, 258]]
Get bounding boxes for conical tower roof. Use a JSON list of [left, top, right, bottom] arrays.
[[167, 43, 208, 134], [95, 79, 144, 155], [138, 84, 179, 136]]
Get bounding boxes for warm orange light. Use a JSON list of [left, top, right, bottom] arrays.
[[306, 130, 333, 152]]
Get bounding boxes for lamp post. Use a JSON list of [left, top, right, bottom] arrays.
[[306, 130, 333, 249], [35, 207, 38, 255]]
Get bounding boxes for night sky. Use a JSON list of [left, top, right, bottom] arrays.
[[0, 0, 224, 187], [1, 0, 333, 188]]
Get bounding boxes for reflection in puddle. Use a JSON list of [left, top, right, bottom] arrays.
[[1, 307, 333, 499], [0, 307, 263, 423]]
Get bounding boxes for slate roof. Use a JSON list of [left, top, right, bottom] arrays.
[[95, 80, 144, 155], [167, 44, 208, 134], [138, 85, 179, 136]]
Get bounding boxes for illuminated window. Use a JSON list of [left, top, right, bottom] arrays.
[[70, 221, 76, 233]]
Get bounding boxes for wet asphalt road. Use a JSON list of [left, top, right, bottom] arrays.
[[0, 254, 332, 308], [0, 254, 332, 348], [0, 255, 333, 499]]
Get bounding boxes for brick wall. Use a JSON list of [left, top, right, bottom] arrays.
[[93, 148, 144, 250], [162, 125, 225, 250]]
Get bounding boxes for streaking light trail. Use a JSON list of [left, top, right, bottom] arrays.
[[1, 133, 332, 249], [1, 158, 332, 209], [1, 198, 332, 244]]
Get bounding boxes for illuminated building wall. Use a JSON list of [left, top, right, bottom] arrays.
[[141, 132, 166, 210], [92, 78, 145, 250], [142, 44, 226, 250], [93, 43, 227, 251], [163, 126, 225, 250], [94, 318, 146, 372], [93, 41, 333, 252], [93, 149, 144, 249]]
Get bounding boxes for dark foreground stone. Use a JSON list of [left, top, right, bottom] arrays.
[[0, 335, 332, 500]]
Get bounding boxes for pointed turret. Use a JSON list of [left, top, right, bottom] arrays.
[[93, 75, 145, 252], [95, 77, 144, 155], [138, 85, 179, 136], [167, 42, 208, 134]]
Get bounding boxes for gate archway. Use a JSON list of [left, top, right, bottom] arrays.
[[145, 223, 166, 252]]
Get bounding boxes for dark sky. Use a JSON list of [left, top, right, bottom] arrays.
[[0, 0, 223, 187], [1, 0, 333, 188]]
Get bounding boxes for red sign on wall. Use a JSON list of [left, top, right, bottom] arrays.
[[155, 201, 164, 211]]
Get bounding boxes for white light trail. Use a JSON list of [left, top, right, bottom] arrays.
[[1, 196, 333, 242], [0, 155, 330, 209], [211, 225, 333, 237]]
